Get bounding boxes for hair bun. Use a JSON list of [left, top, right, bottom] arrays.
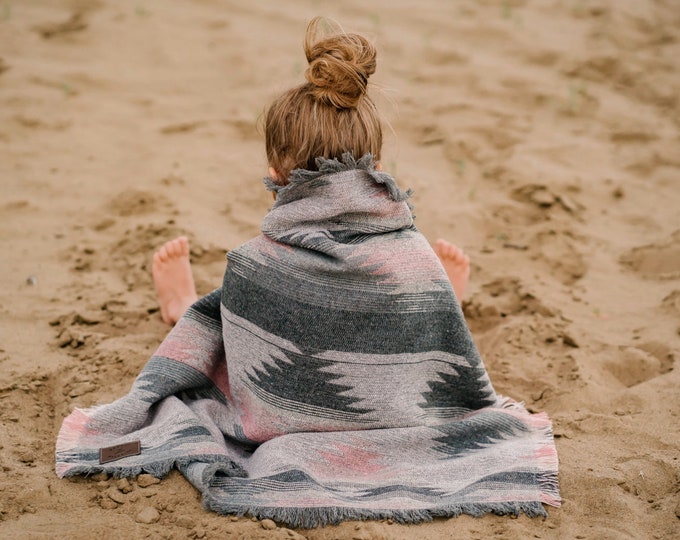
[[303, 17, 376, 109]]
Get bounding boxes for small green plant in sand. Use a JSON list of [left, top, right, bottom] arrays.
[[60, 82, 75, 97], [566, 80, 588, 113], [592, 307, 608, 320], [455, 159, 466, 177], [501, 1, 524, 27]]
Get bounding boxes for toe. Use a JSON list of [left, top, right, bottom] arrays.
[[178, 237, 190, 257], [435, 239, 452, 257], [156, 247, 169, 263], [168, 240, 182, 259]]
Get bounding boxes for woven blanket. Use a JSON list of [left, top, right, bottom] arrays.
[[56, 154, 560, 527]]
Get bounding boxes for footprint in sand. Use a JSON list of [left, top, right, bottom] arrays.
[[65, 187, 178, 276], [108, 189, 174, 218], [484, 183, 583, 232], [412, 123, 446, 146], [620, 230, 680, 280], [530, 229, 587, 286], [160, 121, 206, 135], [512, 183, 583, 215], [636, 341, 676, 375], [615, 457, 678, 504], [463, 276, 555, 333], [562, 53, 621, 85], [13, 115, 72, 131], [223, 118, 260, 141], [602, 341, 675, 388], [661, 290, 680, 315], [442, 116, 524, 171], [160, 117, 260, 141], [33, 12, 88, 39]]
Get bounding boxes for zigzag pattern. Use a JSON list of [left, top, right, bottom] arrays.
[[56, 156, 560, 527]]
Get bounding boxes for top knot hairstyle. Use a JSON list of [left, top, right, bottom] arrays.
[[304, 19, 376, 109], [265, 17, 382, 182]]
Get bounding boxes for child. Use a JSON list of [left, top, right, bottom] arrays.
[[57, 17, 559, 526]]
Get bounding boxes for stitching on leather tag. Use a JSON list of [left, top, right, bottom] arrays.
[[99, 441, 141, 464]]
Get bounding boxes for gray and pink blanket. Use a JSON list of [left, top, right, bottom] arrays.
[[56, 154, 560, 527]]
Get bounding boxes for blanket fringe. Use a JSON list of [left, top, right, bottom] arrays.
[[202, 498, 550, 529], [263, 152, 412, 202], [56, 455, 244, 481]]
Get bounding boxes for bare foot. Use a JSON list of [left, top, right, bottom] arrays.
[[152, 236, 198, 325], [434, 239, 470, 301]]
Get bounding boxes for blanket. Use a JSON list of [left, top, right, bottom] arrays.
[[56, 154, 560, 527]]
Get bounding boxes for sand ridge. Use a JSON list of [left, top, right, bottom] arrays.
[[1, 1, 679, 538]]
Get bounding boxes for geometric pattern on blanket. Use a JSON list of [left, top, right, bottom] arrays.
[[56, 154, 560, 527]]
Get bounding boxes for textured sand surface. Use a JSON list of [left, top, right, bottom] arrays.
[[1, 1, 679, 538]]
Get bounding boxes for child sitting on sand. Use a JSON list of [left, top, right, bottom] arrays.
[[57, 16, 559, 526]]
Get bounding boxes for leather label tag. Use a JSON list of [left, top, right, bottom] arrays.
[[99, 441, 141, 464]]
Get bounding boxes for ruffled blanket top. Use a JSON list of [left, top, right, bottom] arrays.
[[56, 154, 560, 527]]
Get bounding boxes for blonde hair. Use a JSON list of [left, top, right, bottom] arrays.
[[265, 17, 382, 182]]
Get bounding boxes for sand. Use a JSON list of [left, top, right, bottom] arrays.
[[1, 0, 679, 538]]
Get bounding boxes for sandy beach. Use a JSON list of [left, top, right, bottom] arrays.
[[1, 0, 679, 538]]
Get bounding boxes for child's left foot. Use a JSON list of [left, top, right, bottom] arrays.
[[152, 236, 198, 325], [434, 239, 470, 301]]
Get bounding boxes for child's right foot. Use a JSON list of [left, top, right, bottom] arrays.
[[152, 236, 198, 325], [434, 239, 470, 301]]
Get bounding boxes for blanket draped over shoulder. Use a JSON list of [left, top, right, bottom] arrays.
[[56, 154, 560, 527]]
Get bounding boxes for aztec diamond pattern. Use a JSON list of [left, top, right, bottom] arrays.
[[56, 155, 560, 527]]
